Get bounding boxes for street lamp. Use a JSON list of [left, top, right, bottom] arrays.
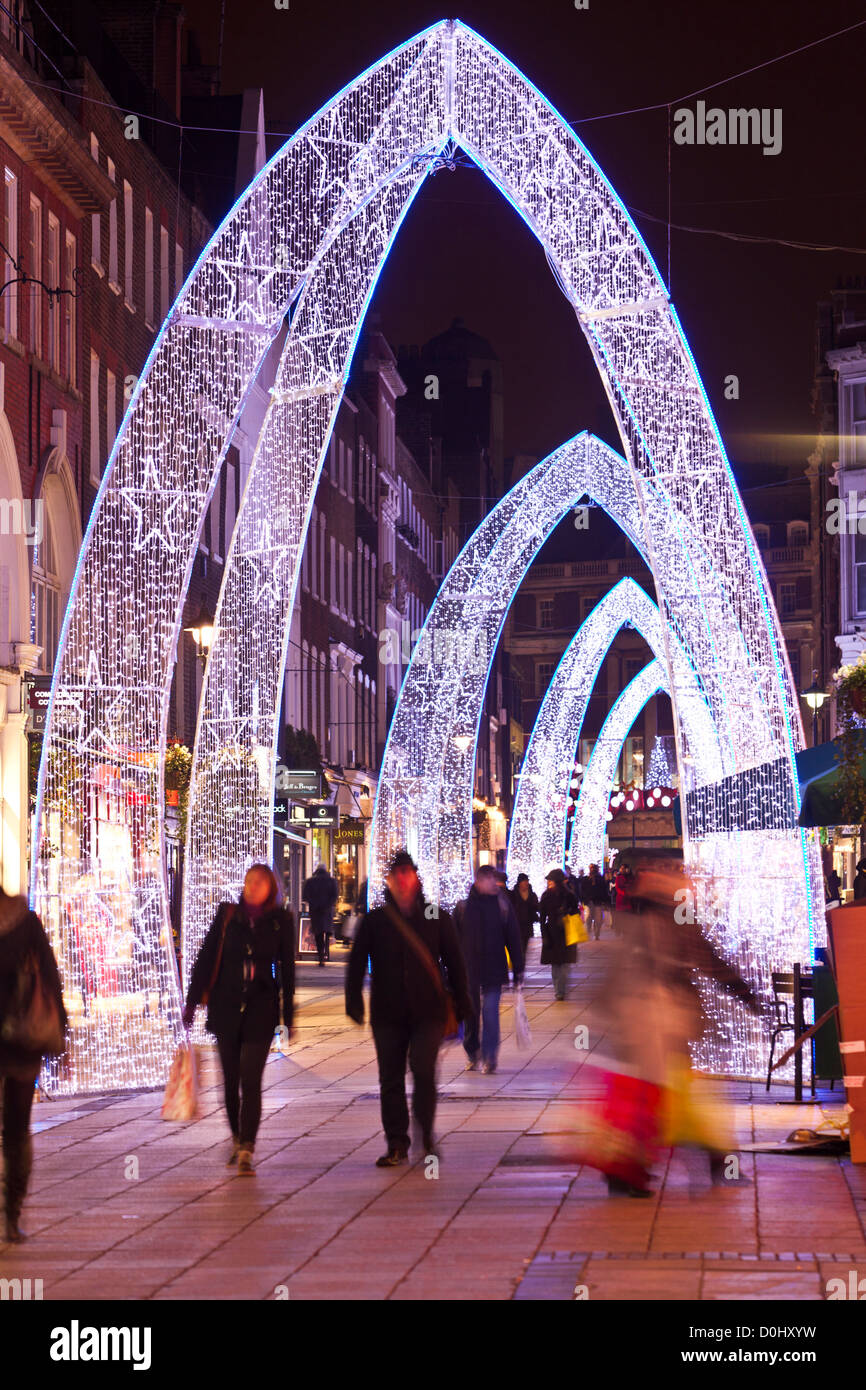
[[800, 670, 828, 747], [185, 603, 216, 667]]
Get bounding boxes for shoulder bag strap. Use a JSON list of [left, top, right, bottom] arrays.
[[383, 902, 446, 1001], [204, 903, 235, 1000]]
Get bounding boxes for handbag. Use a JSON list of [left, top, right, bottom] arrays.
[[161, 1040, 199, 1121], [384, 903, 459, 1038], [564, 912, 588, 946], [1, 951, 65, 1056]]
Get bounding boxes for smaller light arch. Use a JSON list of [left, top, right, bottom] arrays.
[[506, 578, 721, 894], [567, 659, 667, 879]]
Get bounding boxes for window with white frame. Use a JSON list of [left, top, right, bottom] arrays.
[[32, 507, 60, 676], [778, 582, 796, 619], [90, 134, 102, 272], [123, 180, 134, 306], [175, 241, 183, 298], [310, 646, 318, 738], [348, 549, 353, 618], [538, 596, 554, 629], [63, 231, 76, 386], [330, 536, 337, 612], [106, 157, 118, 289], [144, 206, 154, 327], [854, 523, 866, 614], [319, 651, 326, 742], [310, 506, 318, 596], [319, 513, 325, 598], [28, 195, 41, 356], [3, 168, 18, 339], [347, 444, 354, 501], [303, 518, 310, 591], [106, 369, 116, 465], [301, 640, 309, 729], [536, 661, 555, 697], [753, 524, 770, 549], [46, 214, 60, 371], [160, 223, 169, 322], [788, 522, 808, 549], [89, 351, 100, 484]]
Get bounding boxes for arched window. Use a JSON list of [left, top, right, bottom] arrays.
[[788, 522, 808, 549], [301, 640, 309, 730], [310, 645, 318, 738], [33, 451, 82, 676], [753, 525, 770, 549], [32, 508, 60, 675]]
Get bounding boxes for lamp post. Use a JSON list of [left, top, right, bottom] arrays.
[[185, 603, 216, 667], [800, 670, 828, 747]]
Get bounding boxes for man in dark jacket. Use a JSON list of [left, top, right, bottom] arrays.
[[346, 851, 472, 1166], [539, 868, 579, 1000], [303, 863, 338, 966], [0, 888, 67, 1241], [455, 866, 524, 1074], [581, 862, 611, 939]]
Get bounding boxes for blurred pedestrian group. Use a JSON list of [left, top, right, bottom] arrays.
[[1, 844, 764, 1241]]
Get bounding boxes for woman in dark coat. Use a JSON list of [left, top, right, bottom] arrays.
[[183, 864, 295, 1175], [539, 867, 579, 1000], [510, 874, 539, 957], [0, 887, 67, 1242]]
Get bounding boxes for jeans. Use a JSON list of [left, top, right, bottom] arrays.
[[463, 985, 503, 1066], [372, 1018, 444, 1150], [551, 963, 570, 999], [587, 904, 606, 939], [216, 1025, 273, 1148], [1, 1075, 35, 1223], [314, 930, 329, 965]]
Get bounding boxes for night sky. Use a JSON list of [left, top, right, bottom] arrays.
[[183, 0, 866, 485]]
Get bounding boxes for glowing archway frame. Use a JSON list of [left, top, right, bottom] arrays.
[[371, 434, 726, 909], [506, 578, 721, 896], [34, 19, 818, 1091], [567, 659, 667, 877]]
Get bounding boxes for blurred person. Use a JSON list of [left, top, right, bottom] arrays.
[[589, 856, 761, 1195], [539, 868, 579, 1000], [581, 863, 610, 939], [455, 865, 524, 1074], [303, 863, 338, 966], [184, 865, 295, 1176], [612, 862, 634, 934], [346, 851, 473, 1165], [853, 858, 866, 901], [0, 887, 67, 1242], [510, 873, 540, 957]]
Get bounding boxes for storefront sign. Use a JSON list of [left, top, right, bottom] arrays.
[[27, 677, 53, 733], [335, 819, 366, 843], [288, 803, 338, 828], [277, 768, 321, 796]]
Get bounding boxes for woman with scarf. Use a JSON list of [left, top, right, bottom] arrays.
[[183, 864, 295, 1175]]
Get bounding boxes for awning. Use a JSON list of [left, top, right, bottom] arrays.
[[671, 738, 865, 833], [796, 736, 866, 829]]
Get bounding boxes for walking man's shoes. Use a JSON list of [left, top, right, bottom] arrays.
[[422, 1135, 439, 1160], [226, 1137, 240, 1167], [375, 1146, 409, 1167], [4, 1218, 25, 1243], [237, 1148, 256, 1175]]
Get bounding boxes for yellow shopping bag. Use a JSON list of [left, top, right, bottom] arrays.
[[564, 912, 588, 946]]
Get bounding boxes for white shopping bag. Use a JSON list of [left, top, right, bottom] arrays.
[[514, 987, 532, 1050], [161, 1040, 199, 1121]]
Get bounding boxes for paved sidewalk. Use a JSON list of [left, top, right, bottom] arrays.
[[2, 940, 864, 1300]]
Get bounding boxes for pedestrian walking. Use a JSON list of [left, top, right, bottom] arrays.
[[612, 862, 634, 934], [853, 858, 866, 902], [510, 873, 540, 958], [303, 863, 338, 966], [345, 851, 473, 1166], [588, 856, 761, 1196], [454, 865, 524, 1074], [0, 887, 67, 1242], [581, 863, 610, 939], [539, 868, 579, 1000], [183, 864, 295, 1176]]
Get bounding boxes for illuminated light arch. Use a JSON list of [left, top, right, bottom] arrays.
[[505, 579, 721, 897], [33, 19, 817, 1092], [371, 433, 725, 910], [566, 659, 667, 878]]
